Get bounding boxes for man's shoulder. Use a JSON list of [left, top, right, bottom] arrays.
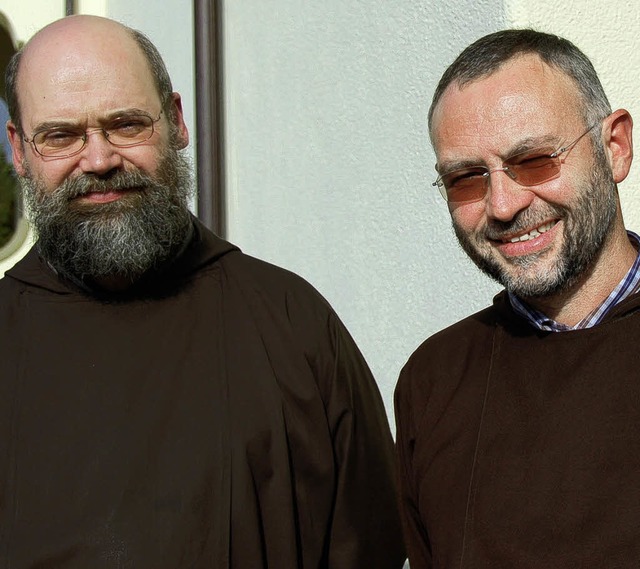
[[217, 248, 330, 309], [0, 250, 37, 298], [195, 222, 321, 297], [407, 301, 501, 368], [0, 268, 29, 327], [0, 273, 16, 299], [393, 298, 517, 444], [395, 298, 507, 408]]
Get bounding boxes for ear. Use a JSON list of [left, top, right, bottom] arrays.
[[602, 108, 633, 184], [168, 92, 189, 149], [6, 119, 27, 176]]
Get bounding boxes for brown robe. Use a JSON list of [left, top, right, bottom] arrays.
[[0, 220, 405, 568], [395, 291, 640, 568]]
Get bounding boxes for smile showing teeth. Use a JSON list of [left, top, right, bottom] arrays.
[[508, 221, 555, 243]]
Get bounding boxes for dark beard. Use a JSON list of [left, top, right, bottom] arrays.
[[452, 141, 619, 299], [20, 144, 194, 288]]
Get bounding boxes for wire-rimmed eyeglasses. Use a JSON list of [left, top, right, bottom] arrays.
[[23, 111, 164, 158], [432, 122, 599, 205]]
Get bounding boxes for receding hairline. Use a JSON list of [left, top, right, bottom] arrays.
[[432, 61, 605, 156], [427, 29, 612, 145], [430, 56, 596, 167], [430, 53, 577, 129], [7, 15, 174, 132], [18, 16, 144, 77]]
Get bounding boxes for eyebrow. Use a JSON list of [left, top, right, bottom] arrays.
[[435, 133, 562, 175], [30, 108, 156, 134], [435, 158, 485, 175], [504, 134, 560, 157]]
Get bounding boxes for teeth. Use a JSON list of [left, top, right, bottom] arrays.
[[509, 222, 554, 243]]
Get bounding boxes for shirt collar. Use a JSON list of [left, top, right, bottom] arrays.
[[509, 231, 640, 332]]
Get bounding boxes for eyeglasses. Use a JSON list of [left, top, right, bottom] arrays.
[[23, 111, 163, 158], [432, 123, 599, 205]]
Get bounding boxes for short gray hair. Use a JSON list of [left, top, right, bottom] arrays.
[[428, 29, 611, 143]]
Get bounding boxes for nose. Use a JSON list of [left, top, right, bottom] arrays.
[[484, 168, 534, 222], [77, 129, 124, 175]]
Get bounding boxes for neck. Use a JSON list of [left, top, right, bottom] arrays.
[[523, 227, 638, 326]]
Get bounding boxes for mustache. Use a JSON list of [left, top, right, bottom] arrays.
[[482, 204, 566, 240], [56, 170, 158, 201]]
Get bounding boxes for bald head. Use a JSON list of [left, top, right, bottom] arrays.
[[25, 14, 132, 52], [5, 15, 173, 134]]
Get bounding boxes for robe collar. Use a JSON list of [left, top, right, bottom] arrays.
[[4, 216, 239, 298]]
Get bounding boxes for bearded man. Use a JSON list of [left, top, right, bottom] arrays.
[[395, 30, 640, 568], [0, 15, 405, 569]]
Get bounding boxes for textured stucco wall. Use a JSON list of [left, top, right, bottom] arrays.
[[0, 1, 63, 39], [224, 1, 640, 427], [223, 1, 508, 426]]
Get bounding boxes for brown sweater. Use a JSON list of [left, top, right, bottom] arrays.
[[395, 291, 640, 568], [0, 220, 405, 568]]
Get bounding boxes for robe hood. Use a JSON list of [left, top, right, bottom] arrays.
[[3, 216, 239, 296]]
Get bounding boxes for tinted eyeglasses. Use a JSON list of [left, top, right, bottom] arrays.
[[23, 111, 163, 158], [433, 123, 599, 205]]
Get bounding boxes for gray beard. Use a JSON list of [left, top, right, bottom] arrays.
[[20, 145, 194, 287], [453, 142, 619, 299]]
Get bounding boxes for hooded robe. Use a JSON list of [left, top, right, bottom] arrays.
[[0, 219, 405, 568]]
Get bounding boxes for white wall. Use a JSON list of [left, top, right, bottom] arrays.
[[0, 0, 64, 40], [0, 0, 60, 276], [222, 1, 640, 429], [223, 1, 508, 427]]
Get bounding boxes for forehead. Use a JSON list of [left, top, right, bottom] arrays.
[[18, 25, 160, 129], [431, 55, 584, 161]]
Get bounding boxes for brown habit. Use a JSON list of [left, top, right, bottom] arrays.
[[0, 220, 405, 568], [396, 291, 640, 568]]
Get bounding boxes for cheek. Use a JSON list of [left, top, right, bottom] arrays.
[[122, 144, 165, 175], [22, 157, 75, 194], [450, 202, 487, 235], [136, 154, 162, 176], [529, 172, 582, 210], [541, 150, 595, 202]]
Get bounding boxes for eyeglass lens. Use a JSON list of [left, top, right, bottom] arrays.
[[438, 147, 562, 204], [32, 115, 156, 157]]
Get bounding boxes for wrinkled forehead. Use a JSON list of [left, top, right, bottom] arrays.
[[17, 22, 160, 127], [430, 56, 584, 159]]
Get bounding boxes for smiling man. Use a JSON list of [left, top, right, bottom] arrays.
[[395, 30, 640, 568], [0, 15, 406, 568]]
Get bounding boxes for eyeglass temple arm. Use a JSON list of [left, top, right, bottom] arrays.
[[551, 122, 599, 158]]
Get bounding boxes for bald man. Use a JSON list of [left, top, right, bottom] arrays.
[[0, 16, 405, 568]]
